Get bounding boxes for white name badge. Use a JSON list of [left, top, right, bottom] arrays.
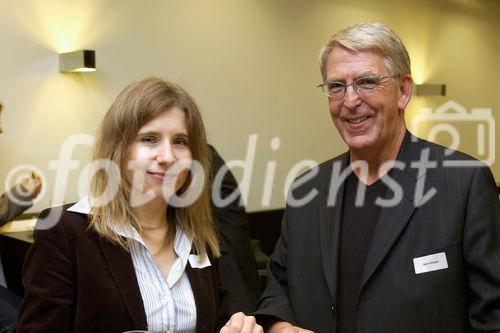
[[413, 252, 448, 274], [188, 254, 211, 269]]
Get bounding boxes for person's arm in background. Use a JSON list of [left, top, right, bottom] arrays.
[[209, 145, 261, 314], [252, 210, 313, 333], [462, 165, 500, 330], [0, 173, 42, 226]]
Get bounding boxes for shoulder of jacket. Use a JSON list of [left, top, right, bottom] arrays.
[[36, 203, 90, 237]]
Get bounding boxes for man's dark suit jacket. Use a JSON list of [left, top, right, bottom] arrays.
[[254, 132, 500, 332], [17, 205, 229, 333]]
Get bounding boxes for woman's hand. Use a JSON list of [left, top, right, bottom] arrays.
[[220, 312, 263, 333]]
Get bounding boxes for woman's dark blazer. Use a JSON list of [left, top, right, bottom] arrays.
[[17, 204, 229, 333]]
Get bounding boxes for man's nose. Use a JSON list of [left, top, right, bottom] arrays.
[[343, 85, 362, 109]]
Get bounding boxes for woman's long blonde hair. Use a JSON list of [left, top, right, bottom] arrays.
[[89, 77, 219, 256]]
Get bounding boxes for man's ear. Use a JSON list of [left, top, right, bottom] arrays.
[[397, 74, 413, 111]]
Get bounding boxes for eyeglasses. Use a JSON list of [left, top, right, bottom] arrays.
[[317, 75, 398, 99]]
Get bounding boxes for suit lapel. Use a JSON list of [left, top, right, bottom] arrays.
[[359, 132, 422, 290], [319, 154, 349, 303], [98, 237, 148, 329], [187, 263, 218, 332], [359, 169, 417, 290]]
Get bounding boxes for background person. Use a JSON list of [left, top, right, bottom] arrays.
[[209, 144, 261, 314], [0, 102, 42, 226], [0, 102, 42, 333], [17, 78, 262, 333], [254, 22, 500, 332]]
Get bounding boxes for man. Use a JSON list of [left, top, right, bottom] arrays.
[[254, 23, 500, 332]]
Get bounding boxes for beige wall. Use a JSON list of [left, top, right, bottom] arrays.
[[0, 0, 498, 212]]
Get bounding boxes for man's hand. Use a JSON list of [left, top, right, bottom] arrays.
[[268, 320, 314, 333], [20, 172, 42, 199], [220, 312, 263, 333]]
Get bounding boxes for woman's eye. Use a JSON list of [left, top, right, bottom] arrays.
[[174, 137, 189, 146], [141, 136, 157, 144]]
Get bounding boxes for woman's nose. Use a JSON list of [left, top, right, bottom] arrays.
[[156, 143, 175, 164]]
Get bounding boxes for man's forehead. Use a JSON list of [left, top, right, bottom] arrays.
[[325, 46, 387, 78]]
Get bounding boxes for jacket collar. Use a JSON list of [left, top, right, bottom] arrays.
[[358, 131, 422, 291]]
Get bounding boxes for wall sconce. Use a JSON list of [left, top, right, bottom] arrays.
[[59, 50, 96, 73], [415, 84, 446, 96]]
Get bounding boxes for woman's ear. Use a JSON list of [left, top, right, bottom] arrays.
[[397, 74, 413, 111]]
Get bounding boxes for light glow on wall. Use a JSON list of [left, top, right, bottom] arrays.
[[14, 0, 101, 52]]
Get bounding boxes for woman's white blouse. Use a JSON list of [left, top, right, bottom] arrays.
[[117, 226, 197, 333]]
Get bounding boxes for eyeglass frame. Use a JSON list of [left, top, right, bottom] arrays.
[[316, 75, 399, 99]]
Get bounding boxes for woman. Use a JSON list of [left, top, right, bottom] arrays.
[[17, 78, 262, 333]]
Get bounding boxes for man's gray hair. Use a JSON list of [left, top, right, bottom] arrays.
[[319, 22, 411, 81]]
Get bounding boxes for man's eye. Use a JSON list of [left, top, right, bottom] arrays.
[[356, 77, 379, 89], [326, 82, 345, 92]]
